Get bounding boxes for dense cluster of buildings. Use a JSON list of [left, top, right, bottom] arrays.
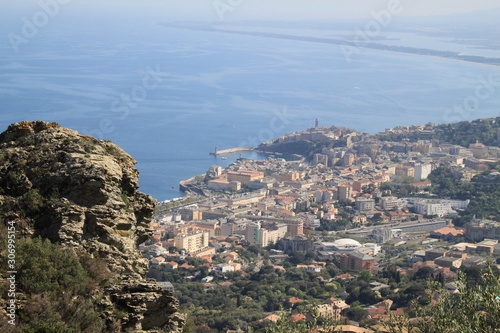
[[141, 122, 500, 333], [144, 124, 499, 276]]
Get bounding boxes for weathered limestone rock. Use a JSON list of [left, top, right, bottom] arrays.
[[0, 121, 184, 332]]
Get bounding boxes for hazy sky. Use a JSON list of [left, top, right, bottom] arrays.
[[3, 0, 500, 22]]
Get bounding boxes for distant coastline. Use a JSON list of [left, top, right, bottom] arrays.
[[162, 24, 500, 69]]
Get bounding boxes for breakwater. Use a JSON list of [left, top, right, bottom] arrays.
[[209, 147, 254, 156]]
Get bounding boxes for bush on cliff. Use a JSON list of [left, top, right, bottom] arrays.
[[0, 235, 112, 333]]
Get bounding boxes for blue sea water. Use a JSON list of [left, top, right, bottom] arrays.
[[1, 13, 500, 200]]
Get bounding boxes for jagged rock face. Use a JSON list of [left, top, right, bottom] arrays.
[[0, 121, 184, 332]]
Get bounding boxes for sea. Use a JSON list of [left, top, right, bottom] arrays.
[[1, 12, 500, 201]]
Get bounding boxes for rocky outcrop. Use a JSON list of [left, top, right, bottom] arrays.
[[0, 121, 184, 332]]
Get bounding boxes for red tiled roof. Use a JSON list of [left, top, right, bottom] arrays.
[[287, 297, 304, 304], [368, 306, 386, 316], [259, 314, 280, 323], [433, 227, 465, 237], [165, 261, 178, 266], [291, 313, 306, 322]]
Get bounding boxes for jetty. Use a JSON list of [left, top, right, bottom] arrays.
[[209, 147, 254, 156]]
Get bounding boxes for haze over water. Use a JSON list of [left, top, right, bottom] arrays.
[[1, 3, 500, 200]]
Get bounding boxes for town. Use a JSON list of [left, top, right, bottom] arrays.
[[141, 118, 500, 333]]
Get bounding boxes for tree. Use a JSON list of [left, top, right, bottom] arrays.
[[461, 266, 482, 285], [342, 307, 369, 322], [358, 286, 382, 304], [358, 270, 373, 282], [414, 266, 435, 281], [289, 252, 306, 265], [381, 265, 401, 284], [0, 237, 107, 333], [411, 267, 500, 332]]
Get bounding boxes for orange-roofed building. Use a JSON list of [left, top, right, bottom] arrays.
[[202, 283, 216, 291], [333, 325, 374, 333], [179, 263, 195, 270], [164, 262, 178, 270], [388, 211, 407, 222], [367, 303, 405, 320], [227, 170, 264, 183], [367, 306, 386, 318], [199, 255, 213, 263], [259, 314, 280, 323], [335, 273, 355, 281], [218, 281, 233, 287], [325, 297, 338, 304], [287, 297, 304, 305], [219, 241, 233, 248], [431, 226, 466, 242], [291, 313, 306, 322], [273, 265, 286, 273], [411, 180, 432, 189], [469, 141, 485, 148], [151, 256, 165, 265]]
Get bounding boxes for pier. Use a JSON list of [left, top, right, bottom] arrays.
[[209, 147, 254, 156]]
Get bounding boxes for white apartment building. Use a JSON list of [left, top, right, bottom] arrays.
[[414, 163, 432, 180], [380, 196, 399, 210], [413, 199, 470, 217]]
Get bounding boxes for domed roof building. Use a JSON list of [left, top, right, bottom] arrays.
[[317, 238, 362, 252], [333, 238, 361, 246], [332, 238, 362, 252]]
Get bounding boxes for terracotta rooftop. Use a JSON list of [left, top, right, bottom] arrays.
[[287, 297, 304, 304], [433, 227, 465, 237], [259, 314, 280, 323], [291, 313, 306, 322]]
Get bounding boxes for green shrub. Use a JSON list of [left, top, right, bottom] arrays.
[[23, 189, 45, 213], [10, 238, 108, 332], [17, 238, 87, 294]]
